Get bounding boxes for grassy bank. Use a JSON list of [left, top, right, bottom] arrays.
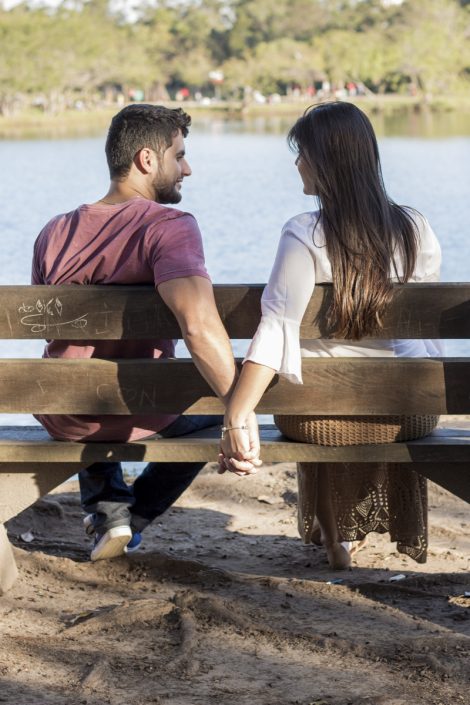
[[0, 108, 117, 140], [1, 94, 470, 140]]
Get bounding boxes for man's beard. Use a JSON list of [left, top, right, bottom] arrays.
[[153, 173, 182, 204]]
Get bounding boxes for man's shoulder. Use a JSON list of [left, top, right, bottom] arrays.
[[36, 208, 79, 239], [143, 201, 196, 226], [140, 202, 201, 242]]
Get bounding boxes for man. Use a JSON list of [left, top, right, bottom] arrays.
[[32, 104, 260, 561]]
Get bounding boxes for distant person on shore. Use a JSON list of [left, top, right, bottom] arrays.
[[32, 104, 260, 561], [220, 102, 441, 569]]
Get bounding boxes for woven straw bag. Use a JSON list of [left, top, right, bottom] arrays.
[[273, 414, 439, 446]]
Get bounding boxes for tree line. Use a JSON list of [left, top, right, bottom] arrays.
[[0, 0, 469, 114]]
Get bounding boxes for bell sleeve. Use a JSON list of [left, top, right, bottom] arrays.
[[412, 213, 444, 356], [412, 213, 442, 284], [244, 227, 316, 385]]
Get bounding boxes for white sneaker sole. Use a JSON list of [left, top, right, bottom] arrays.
[[90, 526, 132, 561]]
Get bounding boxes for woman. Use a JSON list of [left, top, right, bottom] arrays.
[[220, 101, 441, 570]]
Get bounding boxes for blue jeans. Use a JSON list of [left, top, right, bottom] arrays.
[[79, 415, 223, 534]]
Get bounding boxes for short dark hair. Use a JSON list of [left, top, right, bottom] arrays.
[[105, 104, 191, 179]]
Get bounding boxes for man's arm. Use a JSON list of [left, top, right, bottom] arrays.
[[158, 275, 261, 471], [157, 275, 237, 403]]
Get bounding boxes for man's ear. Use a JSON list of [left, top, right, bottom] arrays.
[[134, 147, 157, 175]]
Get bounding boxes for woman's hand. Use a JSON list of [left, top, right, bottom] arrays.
[[218, 411, 262, 477], [218, 361, 274, 477]]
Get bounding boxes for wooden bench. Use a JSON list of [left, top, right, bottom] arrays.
[[1, 283, 470, 592]]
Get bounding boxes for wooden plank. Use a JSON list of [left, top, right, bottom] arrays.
[[0, 284, 260, 340], [0, 524, 18, 594], [1, 357, 470, 415], [1, 283, 470, 340], [412, 462, 470, 504], [0, 462, 82, 523], [1, 426, 470, 465]]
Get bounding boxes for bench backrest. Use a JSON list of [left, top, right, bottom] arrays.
[[0, 283, 469, 416]]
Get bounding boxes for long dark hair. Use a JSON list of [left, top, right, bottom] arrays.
[[288, 102, 419, 340]]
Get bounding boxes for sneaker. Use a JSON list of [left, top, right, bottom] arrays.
[[84, 514, 141, 557], [126, 531, 142, 553], [83, 513, 95, 536], [90, 525, 132, 561]]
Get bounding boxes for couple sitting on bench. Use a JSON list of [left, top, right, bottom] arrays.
[[32, 101, 441, 569]]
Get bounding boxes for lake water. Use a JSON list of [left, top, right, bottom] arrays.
[[1, 112, 470, 429]]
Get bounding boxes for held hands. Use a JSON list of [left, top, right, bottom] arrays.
[[218, 411, 263, 477]]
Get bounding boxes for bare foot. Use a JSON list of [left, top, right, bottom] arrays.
[[310, 519, 323, 546], [324, 541, 351, 570]]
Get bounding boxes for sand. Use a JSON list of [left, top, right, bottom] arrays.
[[1, 461, 469, 705]]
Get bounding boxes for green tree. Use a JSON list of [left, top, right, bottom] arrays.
[[1, 0, 469, 113], [394, 0, 470, 93], [224, 38, 323, 95]]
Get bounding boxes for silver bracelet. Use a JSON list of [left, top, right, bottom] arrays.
[[221, 425, 248, 440]]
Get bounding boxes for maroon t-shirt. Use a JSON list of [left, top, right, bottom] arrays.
[[32, 198, 210, 441]]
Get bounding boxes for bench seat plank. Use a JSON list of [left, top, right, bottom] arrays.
[[1, 426, 468, 504], [1, 425, 470, 464]]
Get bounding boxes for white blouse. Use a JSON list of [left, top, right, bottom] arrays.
[[244, 210, 442, 385]]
